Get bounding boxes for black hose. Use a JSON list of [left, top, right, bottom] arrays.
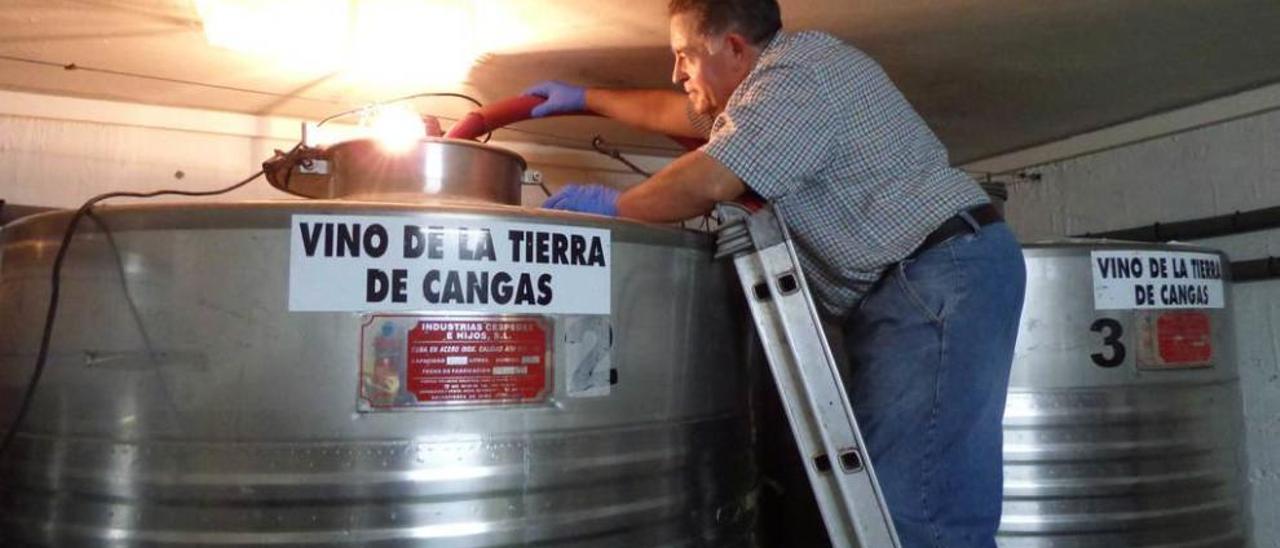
[[0, 165, 273, 459]]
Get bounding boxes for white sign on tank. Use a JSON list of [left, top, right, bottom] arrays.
[[288, 214, 612, 314], [1091, 250, 1224, 310]]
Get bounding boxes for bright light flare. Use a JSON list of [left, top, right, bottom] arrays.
[[195, 0, 483, 86], [348, 0, 479, 87], [362, 104, 427, 152], [194, 0, 348, 72]]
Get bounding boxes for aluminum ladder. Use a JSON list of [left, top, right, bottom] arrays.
[[714, 204, 901, 548]]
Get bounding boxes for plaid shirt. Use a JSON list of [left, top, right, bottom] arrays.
[[696, 30, 988, 316]]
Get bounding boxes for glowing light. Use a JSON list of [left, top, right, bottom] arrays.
[[347, 0, 480, 87], [195, 0, 483, 86], [194, 0, 349, 72], [362, 104, 426, 152]]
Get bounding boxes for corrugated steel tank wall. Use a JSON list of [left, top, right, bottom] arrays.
[[998, 242, 1246, 547], [0, 200, 759, 546]]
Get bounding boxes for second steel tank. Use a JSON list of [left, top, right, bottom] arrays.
[[999, 241, 1246, 547]]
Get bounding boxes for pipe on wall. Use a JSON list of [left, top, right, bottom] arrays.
[[1227, 256, 1280, 283], [1070, 203, 1280, 283], [1075, 205, 1280, 241]]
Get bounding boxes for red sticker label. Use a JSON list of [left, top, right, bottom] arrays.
[[1156, 311, 1212, 364], [403, 318, 549, 404]]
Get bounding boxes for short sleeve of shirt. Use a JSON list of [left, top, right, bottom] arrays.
[[701, 64, 837, 200]]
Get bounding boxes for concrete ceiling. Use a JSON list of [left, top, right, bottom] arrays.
[[2, 0, 1280, 163]]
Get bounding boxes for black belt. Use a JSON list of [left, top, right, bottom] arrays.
[[908, 203, 1003, 259]]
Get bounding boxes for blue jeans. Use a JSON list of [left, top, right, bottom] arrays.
[[842, 220, 1025, 547]]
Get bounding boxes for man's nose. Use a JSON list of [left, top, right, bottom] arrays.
[[671, 63, 685, 86]]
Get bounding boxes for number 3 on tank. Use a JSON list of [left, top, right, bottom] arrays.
[[1090, 318, 1125, 368]]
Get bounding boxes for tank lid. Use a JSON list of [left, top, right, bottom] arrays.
[[264, 138, 528, 206]]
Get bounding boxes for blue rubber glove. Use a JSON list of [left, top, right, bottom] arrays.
[[522, 80, 587, 118], [543, 184, 621, 216]]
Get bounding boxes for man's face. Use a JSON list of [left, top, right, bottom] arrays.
[[670, 12, 747, 117]]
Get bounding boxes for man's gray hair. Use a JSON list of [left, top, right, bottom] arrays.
[[668, 0, 781, 46]]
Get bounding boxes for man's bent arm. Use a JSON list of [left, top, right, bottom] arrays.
[[586, 89, 706, 138], [616, 151, 745, 221]]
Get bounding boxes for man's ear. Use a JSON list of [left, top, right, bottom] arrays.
[[723, 32, 759, 76], [724, 32, 751, 60]]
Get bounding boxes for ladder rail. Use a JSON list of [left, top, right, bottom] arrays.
[[770, 206, 900, 543], [718, 204, 901, 548]]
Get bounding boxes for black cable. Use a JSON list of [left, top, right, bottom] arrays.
[[314, 91, 494, 144], [0, 167, 270, 459], [591, 135, 652, 177], [587, 135, 717, 231], [314, 91, 483, 127], [85, 211, 188, 431]]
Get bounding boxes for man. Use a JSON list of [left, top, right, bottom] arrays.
[[526, 1, 1025, 546]]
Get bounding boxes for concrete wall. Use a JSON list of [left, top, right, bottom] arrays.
[[966, 84, 1280, 548], [0, 90, 668, 212]]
